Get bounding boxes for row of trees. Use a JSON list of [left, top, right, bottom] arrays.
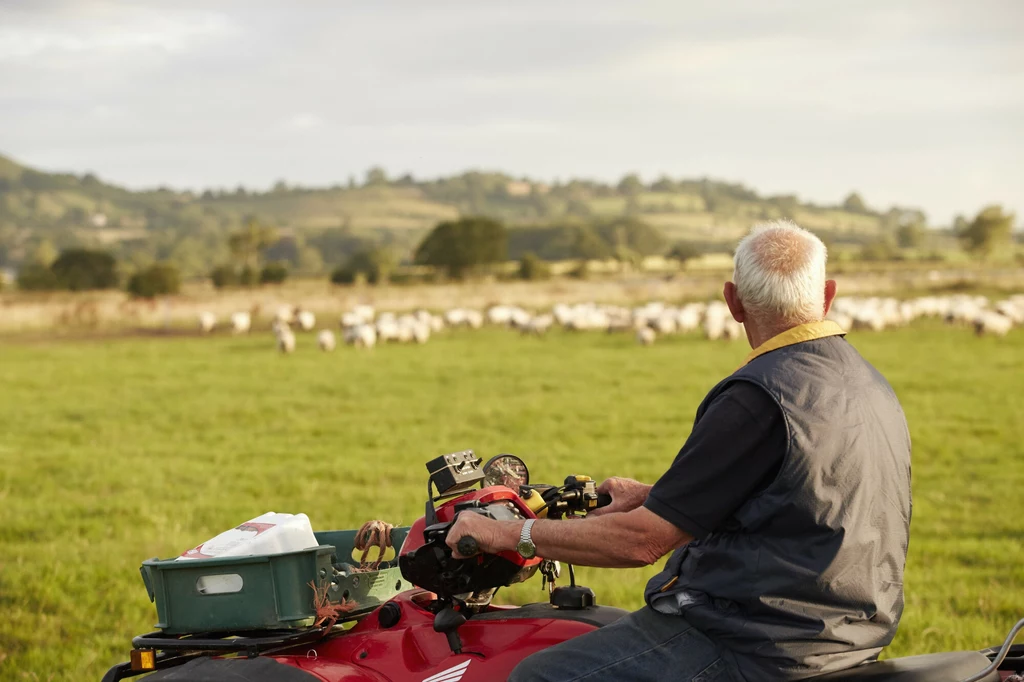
[[15, 249, 180, 298], [5, 205, 1017, 296]]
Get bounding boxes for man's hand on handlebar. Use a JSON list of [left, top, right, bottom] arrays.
[[446, 512, 516, 559], [588, 477, 652, 517]]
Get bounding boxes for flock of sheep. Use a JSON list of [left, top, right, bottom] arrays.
[[197, 293, 1023, 354]]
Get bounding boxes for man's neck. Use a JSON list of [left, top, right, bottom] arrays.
[[745, 317, 813, 350]]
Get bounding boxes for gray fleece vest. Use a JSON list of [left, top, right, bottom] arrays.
[[644, 335, 912, 681]]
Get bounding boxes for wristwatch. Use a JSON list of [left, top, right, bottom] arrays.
[[517, 519, 537, 559]]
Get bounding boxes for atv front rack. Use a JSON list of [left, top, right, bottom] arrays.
[[100, 627, 329, 681]]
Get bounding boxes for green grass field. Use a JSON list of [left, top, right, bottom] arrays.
[[1, 325, 1022, 680]]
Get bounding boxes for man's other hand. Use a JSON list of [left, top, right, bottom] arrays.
[[590, 477, 652, 516]]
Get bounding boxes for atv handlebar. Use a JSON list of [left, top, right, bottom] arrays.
[[455, 489, 613, 557], [457, 535, 480, 557]]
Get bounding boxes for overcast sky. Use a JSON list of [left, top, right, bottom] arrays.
[[1, 0, 1022, 225]]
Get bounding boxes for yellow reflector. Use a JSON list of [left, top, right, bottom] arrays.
[[130, 649, 156, 671]]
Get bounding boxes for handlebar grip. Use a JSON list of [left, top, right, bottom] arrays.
[[456, 535, 480, 557], [596, 493, 613, 508]]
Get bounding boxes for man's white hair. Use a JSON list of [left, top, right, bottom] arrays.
[[733, 220, 828, 324]]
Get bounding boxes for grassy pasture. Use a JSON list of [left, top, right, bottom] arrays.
[[0, 324, 1021, 681]]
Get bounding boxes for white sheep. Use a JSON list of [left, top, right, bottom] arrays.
[[317, 329, 336, 351], [345, 323, 377, 349], [722, 318, 744, 341], [353, 304, 375, 324], [652, 314, 678, 335], [376, 316, 401, 343], [198, 311, 216, 334], [274, 306, 296, 326], [636, 327, 656, 346], [410, 320, 431, 344], [974, 312, 1013, 337], [995, 300, 1024, 324], [703, 302, 729, 341], [340, 311, 362, 329], [522, 314, 554, 336], [296, 310, 316, 331], [827, 312, 854, 332], [230, 311, 251, 334], [275, 325, 296, 354], [487, 305, 514, 326]]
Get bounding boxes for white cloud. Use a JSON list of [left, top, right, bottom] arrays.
[[284, 114, 325, 131], [0, 0, 1021, 223], [0, 8, 236, 61]]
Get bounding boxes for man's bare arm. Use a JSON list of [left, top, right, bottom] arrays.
[[589, 477, 652, 517], [446, 506, 692, 568]]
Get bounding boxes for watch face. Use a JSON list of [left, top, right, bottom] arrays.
[[517, 540, 536, 559]]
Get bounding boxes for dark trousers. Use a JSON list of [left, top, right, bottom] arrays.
[[508, 607, 744, 682]]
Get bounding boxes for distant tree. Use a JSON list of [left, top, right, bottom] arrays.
[[17, 264, 60, 291], [594, 217, 666, 257], [959, 205, 1015, 260], [30, 239, 58, 268], [883, 207, 928, 249], [50, 249, 118, 291], [650, 175, 677, 192], [568, 260, 590, 279], [768, 195, 800, 219], [617, 174, 644, 196], [271, 180, 289, 194], [667, 242, 701, 266], [228, 216, 277, 270], [566, 198, 593, 218], [414, 216, 507, 279], [259, 261, 289, 285], [572, 225, 613, 260], [238, 265, 258, 287], [952, 214, 969, 233], [127, 263, 180, 298], [210, 265, 238, 289], [624, 195, 642, 216], [365, 167, 388, 186], [859, 237, 898, 262], [842, 192, 869, 214], [518, 252, 551, 281], [296, 246, 324, 275], [331, 248, 394, 286], [896, 221, 926, 249]]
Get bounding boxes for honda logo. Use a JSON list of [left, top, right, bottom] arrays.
[[420, 659, 471, 682]]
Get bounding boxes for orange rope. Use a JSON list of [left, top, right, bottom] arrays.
[[354, 520, 394, 570], [309, 580, 354, 629]]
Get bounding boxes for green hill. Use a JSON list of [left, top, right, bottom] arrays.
[[0, 153, 945, 278]]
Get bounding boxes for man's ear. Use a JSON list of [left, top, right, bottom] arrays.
[[724, 282, 745, 323], [823, 279, 838, 317]]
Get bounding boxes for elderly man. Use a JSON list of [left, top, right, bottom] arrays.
[[446, 220, 912, 682]]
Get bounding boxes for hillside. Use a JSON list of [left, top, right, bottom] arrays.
[[0, 153, 947, 278]]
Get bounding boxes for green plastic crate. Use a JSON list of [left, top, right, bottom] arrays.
[[139, 528, 412, 635]]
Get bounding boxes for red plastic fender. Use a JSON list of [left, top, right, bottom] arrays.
[[273, 590, 600, 682]]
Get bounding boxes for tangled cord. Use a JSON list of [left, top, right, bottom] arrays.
[[354, 520, 394, 570], [309, 520, 397, 629]]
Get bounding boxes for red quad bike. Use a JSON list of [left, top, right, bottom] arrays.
[[104, 452, 1023, 682]]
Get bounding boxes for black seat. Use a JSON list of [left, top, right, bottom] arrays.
[[814, 651, 997, 681]]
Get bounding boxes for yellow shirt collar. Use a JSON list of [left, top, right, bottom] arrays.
[[742, 320, 846, 366]]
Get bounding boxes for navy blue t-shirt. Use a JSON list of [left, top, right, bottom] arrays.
[[644, 381, 785, 539]]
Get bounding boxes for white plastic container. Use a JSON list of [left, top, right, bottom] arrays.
[[178, 512, 319, 560], [177, 512, 321, 594]]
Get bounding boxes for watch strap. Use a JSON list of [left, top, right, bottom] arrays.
[[520, 519, 536, 546]]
